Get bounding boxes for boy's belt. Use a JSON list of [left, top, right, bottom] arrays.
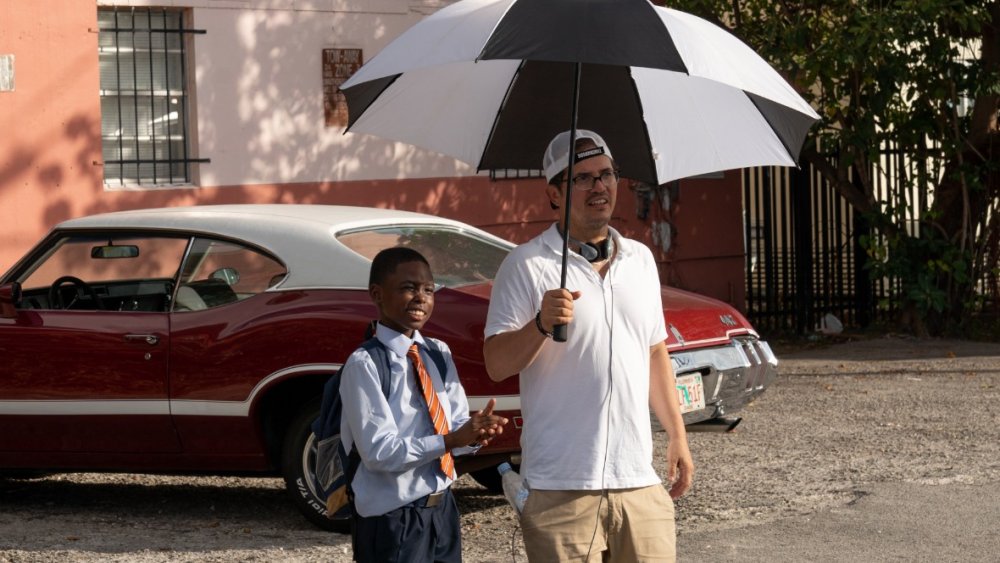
[[413, 489, 448, 507]]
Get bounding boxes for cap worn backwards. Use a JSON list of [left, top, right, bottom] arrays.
[[542, 129, 613, 183]]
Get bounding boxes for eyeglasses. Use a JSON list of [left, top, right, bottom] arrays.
[[568, 170, 619, 191]]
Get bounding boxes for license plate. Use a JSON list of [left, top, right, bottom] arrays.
[[676, 373, 705, 414]]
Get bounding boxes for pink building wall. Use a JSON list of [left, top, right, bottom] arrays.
[[0, 1, 746, 311]]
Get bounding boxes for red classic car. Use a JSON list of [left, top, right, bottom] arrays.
[[0, 205, 775, 530]]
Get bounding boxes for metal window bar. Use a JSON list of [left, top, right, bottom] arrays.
[[130, 9, 141, 185], [99, 7, 208, 186], [113, 17, 125, 186], [177, 10, 196, 183], [160, 9, 173, 183], [146, 9, 157, 184], [490, 169, 545, 181]]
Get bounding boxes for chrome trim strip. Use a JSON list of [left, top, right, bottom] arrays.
[[0, 364, 341, 418], [467, 395, 520, 411], [0, 367, 520, 418], [0, 400, 170, 416], [170, 399, 250, 417]]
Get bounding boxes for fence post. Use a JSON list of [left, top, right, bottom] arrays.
[[852, 180, 873, 327], [791, 165, 813, 335]]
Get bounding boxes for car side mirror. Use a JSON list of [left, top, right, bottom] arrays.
[[0, 282, 22, 318]]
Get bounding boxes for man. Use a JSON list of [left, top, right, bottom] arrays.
[[483, 130, 694, 562]]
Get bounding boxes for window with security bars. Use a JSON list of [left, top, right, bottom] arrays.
[[98, 8, 206, 187], [489, 169, 544, 181]]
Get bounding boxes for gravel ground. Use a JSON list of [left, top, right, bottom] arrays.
[[1, 335, 998, 562]]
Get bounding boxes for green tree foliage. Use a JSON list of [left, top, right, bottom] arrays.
[[669, 0, 999, 334]]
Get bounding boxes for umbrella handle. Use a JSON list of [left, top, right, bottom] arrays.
[[552, 323, 568, 342]]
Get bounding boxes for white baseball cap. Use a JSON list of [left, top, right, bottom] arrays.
[[542, 129, 614, 183]]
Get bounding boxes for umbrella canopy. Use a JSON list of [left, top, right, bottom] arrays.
[[341, 0, 819, 185]]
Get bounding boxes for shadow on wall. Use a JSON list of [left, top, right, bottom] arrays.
[[192, 9, 463, 188], [1, 6, 670, 279], [182, 7, 559, 231]]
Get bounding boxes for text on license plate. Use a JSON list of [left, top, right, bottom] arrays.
[[675, 373, 705, 414]]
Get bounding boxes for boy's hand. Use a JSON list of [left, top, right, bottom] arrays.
[[446, 398, 508, 449]]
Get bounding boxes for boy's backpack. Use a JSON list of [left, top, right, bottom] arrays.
[[311, 332, 449, 519]]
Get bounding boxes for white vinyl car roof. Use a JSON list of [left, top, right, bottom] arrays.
[[56, 204, 513, 290]]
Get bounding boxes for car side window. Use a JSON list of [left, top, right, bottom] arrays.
[[173, 237, 286, 312], [337, 226, 509, 288], [17, 234, 188, 312]]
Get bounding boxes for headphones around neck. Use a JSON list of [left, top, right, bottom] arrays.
[[573, 236, 613, 263], [558, 225, 614, 263]]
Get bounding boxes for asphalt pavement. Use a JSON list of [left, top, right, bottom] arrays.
[[679, 480, 999, 562]]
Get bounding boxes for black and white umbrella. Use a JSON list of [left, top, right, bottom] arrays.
[[341, 0, 819, 185], [341, 0, 819, 340]]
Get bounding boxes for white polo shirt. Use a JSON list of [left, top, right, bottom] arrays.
[[485, 224, 667, 490]]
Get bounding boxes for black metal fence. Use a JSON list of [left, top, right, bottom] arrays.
[[742, 164, 896, 334]]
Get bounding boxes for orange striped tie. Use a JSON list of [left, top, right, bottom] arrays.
[[408, 344, 455, 479]]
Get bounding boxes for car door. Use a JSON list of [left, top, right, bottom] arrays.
[[0, 232, 187, 454]]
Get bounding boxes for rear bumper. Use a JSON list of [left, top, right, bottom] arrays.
[[672, 337, 778, 425]]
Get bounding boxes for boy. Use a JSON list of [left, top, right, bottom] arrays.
[[340, 246, 508, 563]]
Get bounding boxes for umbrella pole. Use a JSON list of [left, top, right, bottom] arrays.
[[552, 62, 582, 343]]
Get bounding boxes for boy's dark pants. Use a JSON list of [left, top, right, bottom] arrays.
[[352, 489, 462, 563]]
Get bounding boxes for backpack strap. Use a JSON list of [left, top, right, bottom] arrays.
[[359, 337, 392, 398], [422, 338, 450, 385], [342, 336, 392, 508]]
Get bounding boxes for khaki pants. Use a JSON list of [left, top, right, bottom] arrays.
[[521, 485, 676, 562]]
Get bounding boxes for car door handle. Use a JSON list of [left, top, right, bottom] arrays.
[[124, 334, 160, 346]]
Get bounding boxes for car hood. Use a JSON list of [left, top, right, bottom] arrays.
[[661, 286, 755, 350]]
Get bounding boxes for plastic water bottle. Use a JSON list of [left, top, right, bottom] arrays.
[[497, 462, 529, 514]]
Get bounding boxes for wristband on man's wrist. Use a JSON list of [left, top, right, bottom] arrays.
[[535, 311, 553, 339]]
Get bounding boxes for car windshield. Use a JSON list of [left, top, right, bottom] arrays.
[[18, 234, 188, 290], [337, 225, 511, 288]]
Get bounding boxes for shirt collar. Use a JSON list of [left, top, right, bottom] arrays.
[[540, 222, 633, 261], [375, 322, 427, 359]]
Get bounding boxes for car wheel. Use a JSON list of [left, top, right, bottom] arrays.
[[469, 463, 516, 494], [281, 398, 350, 533]]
